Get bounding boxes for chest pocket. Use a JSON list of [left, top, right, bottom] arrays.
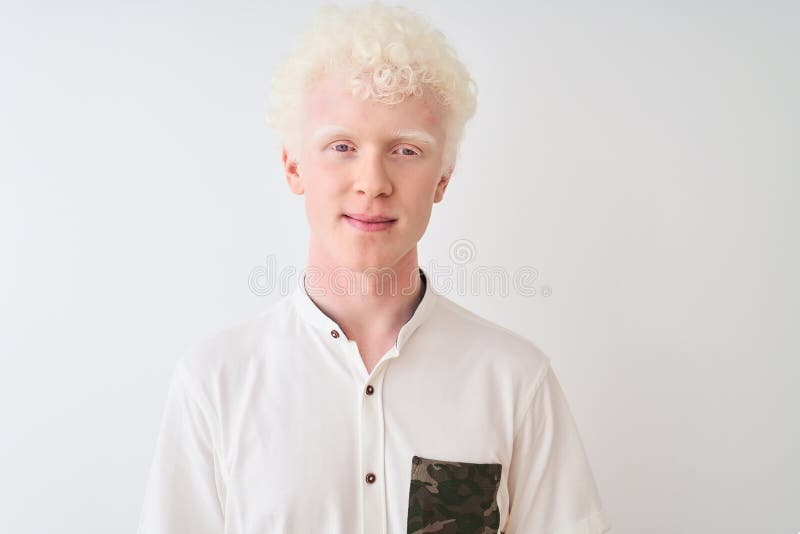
[[406, 455, 502, 534]]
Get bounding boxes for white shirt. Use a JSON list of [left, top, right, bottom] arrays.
[[137, 266, 612, 534]]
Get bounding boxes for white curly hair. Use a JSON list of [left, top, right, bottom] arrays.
[[266, 1, 478, 173]]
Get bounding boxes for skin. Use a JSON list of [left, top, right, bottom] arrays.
[[280, 70, 454, 374]]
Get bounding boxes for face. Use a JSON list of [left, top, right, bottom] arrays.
[[281, 71, 453, 275]]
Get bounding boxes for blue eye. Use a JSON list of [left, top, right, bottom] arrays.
[[398, 147, 419, 156], [333, 143, 351, 152]]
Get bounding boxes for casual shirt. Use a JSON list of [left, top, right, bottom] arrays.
[[137, 266, 612, 534]]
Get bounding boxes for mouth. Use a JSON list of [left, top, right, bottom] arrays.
[[344, 213, 397, 223], [343, 213, 397, 232]]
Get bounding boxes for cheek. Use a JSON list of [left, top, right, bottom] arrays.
[[303, 155, 338, 186], [302, 165, 343, 222], [307, 158, 346, 195], [316, 155, 339, 174]]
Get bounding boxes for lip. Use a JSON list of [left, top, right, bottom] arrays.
[[343, 214, 397, 232], [345, 213, 397, 223]]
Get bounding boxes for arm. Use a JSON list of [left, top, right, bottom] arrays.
[[136, 356, 226, 534], [505, 359, 611, 534]]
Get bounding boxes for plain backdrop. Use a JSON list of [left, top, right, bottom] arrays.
[[1, 1, 798, 533]]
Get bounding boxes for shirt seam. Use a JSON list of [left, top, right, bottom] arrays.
[[553, 507, 612, 534], [511, 356, 552, 442], [174, 356, 229, 517]]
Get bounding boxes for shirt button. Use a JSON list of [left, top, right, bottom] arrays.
[[330, 329, 339, 339], [365, 472, 376, 484], [365, 385, 374, 395]]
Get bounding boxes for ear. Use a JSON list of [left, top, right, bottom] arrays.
[[433, 165, 454, 203], [281, 145, 304, 195]]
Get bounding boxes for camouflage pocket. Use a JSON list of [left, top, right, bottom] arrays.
[[406, 455, 502, 534]]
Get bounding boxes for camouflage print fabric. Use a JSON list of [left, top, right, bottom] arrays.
[[406, 455, 502, 534]]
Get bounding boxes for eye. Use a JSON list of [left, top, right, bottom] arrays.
[[331, 142, 353, 153], [395, 146, 420, 157]]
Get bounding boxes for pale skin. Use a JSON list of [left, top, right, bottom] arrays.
[[281, 71, 454, 375]]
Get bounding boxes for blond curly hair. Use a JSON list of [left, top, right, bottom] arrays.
[[266, 1, 478, 173]]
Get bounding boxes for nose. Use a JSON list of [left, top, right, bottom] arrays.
[[353, 148, 392, 198]]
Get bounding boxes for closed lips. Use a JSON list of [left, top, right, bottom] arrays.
[[345, 214, 396, 222]]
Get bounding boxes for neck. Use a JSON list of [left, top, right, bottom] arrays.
[[302, 255, 426, 344]]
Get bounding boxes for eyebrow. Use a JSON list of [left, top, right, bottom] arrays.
[[310, 124, 438, 147]]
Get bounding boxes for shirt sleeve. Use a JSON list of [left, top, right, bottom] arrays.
[[136, 356, 226, 534], [504, 359, 612, 534]]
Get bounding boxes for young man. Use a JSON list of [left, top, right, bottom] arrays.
[[137, 3, 611, 533]]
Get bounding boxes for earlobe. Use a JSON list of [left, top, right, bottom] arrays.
[[281, 145, 304, 195]]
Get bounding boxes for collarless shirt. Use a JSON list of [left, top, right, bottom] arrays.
[[137, 267, 612, 534]]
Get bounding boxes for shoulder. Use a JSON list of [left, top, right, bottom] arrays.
[[430, 294, 551, 384], [174, 295, 294, 394]]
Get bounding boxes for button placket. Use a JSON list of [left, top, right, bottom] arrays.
[[359, 366, 389, 534]]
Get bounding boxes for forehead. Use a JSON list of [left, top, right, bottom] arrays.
[[300, 71, 445, 134]]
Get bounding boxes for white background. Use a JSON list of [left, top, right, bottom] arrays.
[[2, 1, 798, 533]]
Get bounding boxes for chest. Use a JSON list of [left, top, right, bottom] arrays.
[[217, 361, 514, 534], [353, 337, 398, 375]]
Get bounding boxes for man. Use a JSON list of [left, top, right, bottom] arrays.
[[137, 2, 612, 533]]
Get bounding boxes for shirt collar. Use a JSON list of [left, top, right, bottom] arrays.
[[290, 266, 439, 351]]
